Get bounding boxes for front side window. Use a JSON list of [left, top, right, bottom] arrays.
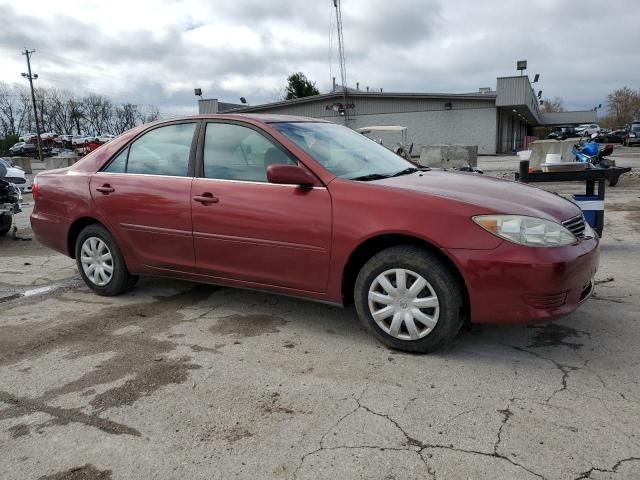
[[272, 122, 414, 180], [203, 123, 296, 182], [104, 148, 127, 173], [110, 123, 196, 176]]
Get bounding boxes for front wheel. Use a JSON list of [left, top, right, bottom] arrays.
[[0, 215, 12, 236], [75, 224, 138, 296], [354, 246, 464, 353]]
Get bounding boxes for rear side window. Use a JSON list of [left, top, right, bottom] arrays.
[[104, 123, 196, 176]]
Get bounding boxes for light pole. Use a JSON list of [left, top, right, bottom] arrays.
[[21, 49, 43, 162], [593, 103, 602, 121]]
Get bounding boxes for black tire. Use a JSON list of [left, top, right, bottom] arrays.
[[0, 215, 12, 236], [75, 224, 138, 296], [354, 246, 464, 353]]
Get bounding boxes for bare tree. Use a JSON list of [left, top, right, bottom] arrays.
[[0, 82, 23, 136], [139, 105, 160, 124], [541, 96, 565, 113], [0, 83, 161, 138], [606, 86, 640, 126], [82, 94, 114, 135]]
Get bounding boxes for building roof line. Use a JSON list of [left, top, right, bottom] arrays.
[[224, 90, 497, 112]]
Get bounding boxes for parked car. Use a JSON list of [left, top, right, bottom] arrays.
[[31, 115, 599, 353], [8, 142, 37, 156], [0, 161, 22, 236], [0, 158, 28, 192], [547, 126, 578, 140], [575, 124, 600, 136], [623, 121, 640, 146], [40, 132, 58, 140], [96, 134, 116, 143], [597, 129, 627, 143], [72, 136, 89, 146], [18, 133, 36, 143]]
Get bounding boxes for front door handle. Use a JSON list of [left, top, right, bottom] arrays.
[[96, 184, 115, 194], [193, 193, 219, 205]]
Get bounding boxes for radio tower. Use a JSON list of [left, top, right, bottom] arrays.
[[333, 0, 348, 124]]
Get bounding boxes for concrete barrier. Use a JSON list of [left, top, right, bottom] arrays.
[[529, 138, 579, 167], [45, 155, 79, 170], [8, 156, 32, 174], [418, 144, 478, 169]]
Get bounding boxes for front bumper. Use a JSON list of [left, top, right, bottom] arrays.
[[445, 235, 599, 324], [626, 136, 640, 145]]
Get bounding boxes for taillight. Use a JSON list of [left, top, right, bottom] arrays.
[[31, 177, 38, 202]]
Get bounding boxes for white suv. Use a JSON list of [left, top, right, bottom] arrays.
[[575, 124, 600, 136]]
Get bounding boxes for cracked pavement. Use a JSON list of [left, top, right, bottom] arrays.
[[1, 155, 639, 479]]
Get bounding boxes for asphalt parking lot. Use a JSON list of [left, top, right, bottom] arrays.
[[1, 148, 639, 480]]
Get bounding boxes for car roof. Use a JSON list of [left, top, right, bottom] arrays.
[[157, 113, 329, 125]]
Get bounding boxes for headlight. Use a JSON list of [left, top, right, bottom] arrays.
[[473, 215, 577, 247], [629, 133, 636, 138]]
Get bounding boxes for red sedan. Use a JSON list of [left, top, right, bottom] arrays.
[[31, 115, 599, 352]]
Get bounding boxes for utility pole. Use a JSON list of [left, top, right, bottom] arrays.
[[21, 49, 44, 161], [333, 0, 348, 125]]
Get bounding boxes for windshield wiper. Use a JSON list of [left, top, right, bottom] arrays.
[[350, 173, 392, 181], [391, 166, 430, 177]]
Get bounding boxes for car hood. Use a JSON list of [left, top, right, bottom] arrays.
[[6, 166, 25, 179], [374, 170, 581, 222]]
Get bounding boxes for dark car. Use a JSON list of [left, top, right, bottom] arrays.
[[31, 114, 599, 353], [547, 126, 577, 140], [598, 129, 627, 144], [623, 122, 640, 146]]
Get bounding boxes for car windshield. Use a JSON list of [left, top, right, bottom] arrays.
[[631, 123, 640, 131], [271, 122, 416, 180]]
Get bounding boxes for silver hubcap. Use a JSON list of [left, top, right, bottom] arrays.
[[368, 268, 440, 341], [80, 237, 114, 286]]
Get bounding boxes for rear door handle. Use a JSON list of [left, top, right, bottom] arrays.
[[193, 193, 219, 204], [96, 184, 115, 194]]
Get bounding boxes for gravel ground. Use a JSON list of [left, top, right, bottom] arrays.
[[0, 148, 639, 480]]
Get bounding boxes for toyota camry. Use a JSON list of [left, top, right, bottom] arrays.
[[31, 115, 599, 352]]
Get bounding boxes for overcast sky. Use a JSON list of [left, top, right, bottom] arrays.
[[1, 0, 638, 116]]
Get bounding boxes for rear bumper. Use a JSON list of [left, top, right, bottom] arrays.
[[30, 211, 71, 256], [445, 236, 599, 324]]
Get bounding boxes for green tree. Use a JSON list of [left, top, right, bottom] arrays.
[[284, 72, 320, 100]]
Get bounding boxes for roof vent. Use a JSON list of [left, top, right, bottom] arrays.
[[479, 87, 492, 94]]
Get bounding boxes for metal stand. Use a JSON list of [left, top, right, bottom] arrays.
[[517, 160, 609, 236]]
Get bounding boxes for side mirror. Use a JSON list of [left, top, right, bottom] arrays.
[[266, 164, 316, 187]]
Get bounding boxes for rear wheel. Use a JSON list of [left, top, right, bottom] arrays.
[[75, 224, 137, 296], [354, 246, 464, 353]]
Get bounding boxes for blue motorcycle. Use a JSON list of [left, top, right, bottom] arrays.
[[572, 134, 618, 185]]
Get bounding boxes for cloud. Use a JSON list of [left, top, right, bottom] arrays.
[[0, 0, 638, 116]]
